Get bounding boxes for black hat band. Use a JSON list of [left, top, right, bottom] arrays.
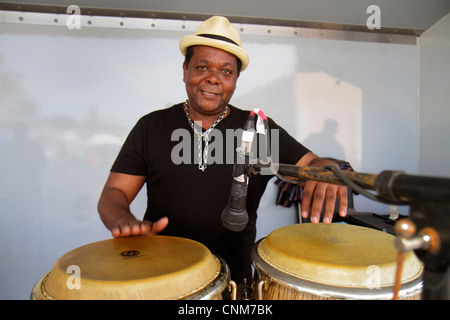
[[197, 33, 239, 47]]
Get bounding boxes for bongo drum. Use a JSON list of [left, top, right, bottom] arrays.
[[31, 235, 236, 300], [252, 223, 423, 300]]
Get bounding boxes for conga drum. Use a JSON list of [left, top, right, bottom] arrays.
[[252, 223, 423, 300], [31, 235, 236, 300]]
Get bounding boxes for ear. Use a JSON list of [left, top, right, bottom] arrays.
[[182, 62, 187, 83]]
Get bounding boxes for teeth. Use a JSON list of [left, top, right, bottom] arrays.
[[202, 90, 218, 96]]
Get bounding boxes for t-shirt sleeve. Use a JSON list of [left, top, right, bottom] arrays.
[[268, 117, 310, 165], [111, 117, 147, 176]]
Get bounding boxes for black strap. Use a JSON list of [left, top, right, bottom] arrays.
[[197, 33, 239, 46]]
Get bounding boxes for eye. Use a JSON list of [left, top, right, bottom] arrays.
[[222, 68, 233, 76]]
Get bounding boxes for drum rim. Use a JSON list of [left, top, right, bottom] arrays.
[[30, 272, 53, 300], [251, 238, 423, 300], [31, 255, 230, 300], [184, 255, 231, 300]]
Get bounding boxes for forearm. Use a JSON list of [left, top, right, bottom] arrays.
[[98, 187, 137, 231]]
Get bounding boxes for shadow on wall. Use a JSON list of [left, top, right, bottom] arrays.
[[303, 119, 346, 160]]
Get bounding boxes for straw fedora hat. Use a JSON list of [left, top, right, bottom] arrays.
[[179, 16, 249, 71]]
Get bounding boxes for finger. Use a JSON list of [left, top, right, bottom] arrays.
[[111, 227, 122, 238], [322, 185, 338, 224], [300, 181, 317, 219], [309, 182, 328, 223], [131, 221, 149, 236], [138, 221, 152, 235], [150, 217, 169, 235], [338, 186, 348, 217], [112, 221, 132, 238]]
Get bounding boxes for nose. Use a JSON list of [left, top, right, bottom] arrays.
[[205, 69, 220, 85]]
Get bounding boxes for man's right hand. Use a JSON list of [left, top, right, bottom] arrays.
[[98, 172, 169, 238], [111, 216, 169, 238]]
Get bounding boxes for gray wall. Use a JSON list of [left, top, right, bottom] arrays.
[[0, 10, 439, 299], [417, 14, 450, 177]]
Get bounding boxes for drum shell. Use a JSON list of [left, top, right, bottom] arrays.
[[252, 224, 423, 300], [31, 235, 233, 300]]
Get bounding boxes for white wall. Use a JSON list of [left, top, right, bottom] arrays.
[[0, 14, 418, 299], [240, 34, 418, 238]]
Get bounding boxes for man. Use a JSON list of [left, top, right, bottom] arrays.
[[98, 16, 348, 286]]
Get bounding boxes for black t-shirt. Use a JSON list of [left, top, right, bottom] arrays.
[[111, 103, 309, 282]]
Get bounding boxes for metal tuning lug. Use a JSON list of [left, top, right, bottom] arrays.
[[394, 219, 441, 253], [392, 218, 441, 300]]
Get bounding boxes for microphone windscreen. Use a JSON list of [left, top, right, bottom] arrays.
[[221, 207, 249, 232]]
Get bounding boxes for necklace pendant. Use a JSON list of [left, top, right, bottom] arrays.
[[184, 100, 228, 172]]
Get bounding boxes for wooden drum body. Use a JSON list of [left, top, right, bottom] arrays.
[[252, 223, 423, 300], [31, 235, 235, 300]]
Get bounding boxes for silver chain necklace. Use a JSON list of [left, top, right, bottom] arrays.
[[184, 100, 228, 171]]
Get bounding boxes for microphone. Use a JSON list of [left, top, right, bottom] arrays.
[[221, 114, 255, 232], [221, 162, 249, 231]]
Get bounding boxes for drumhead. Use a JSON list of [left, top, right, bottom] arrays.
[[34, 235, 222, 300], [256, 223, 423, 289]]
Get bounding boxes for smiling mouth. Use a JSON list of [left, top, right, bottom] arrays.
[[201, 90, 220, 96]]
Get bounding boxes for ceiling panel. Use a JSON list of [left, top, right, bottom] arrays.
[[1, 0, 449, 35]]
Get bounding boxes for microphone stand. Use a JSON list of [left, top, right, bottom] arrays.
[[250, 161, 450, 300]]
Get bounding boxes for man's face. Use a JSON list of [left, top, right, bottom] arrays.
[[183, 46, 239, 117]]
